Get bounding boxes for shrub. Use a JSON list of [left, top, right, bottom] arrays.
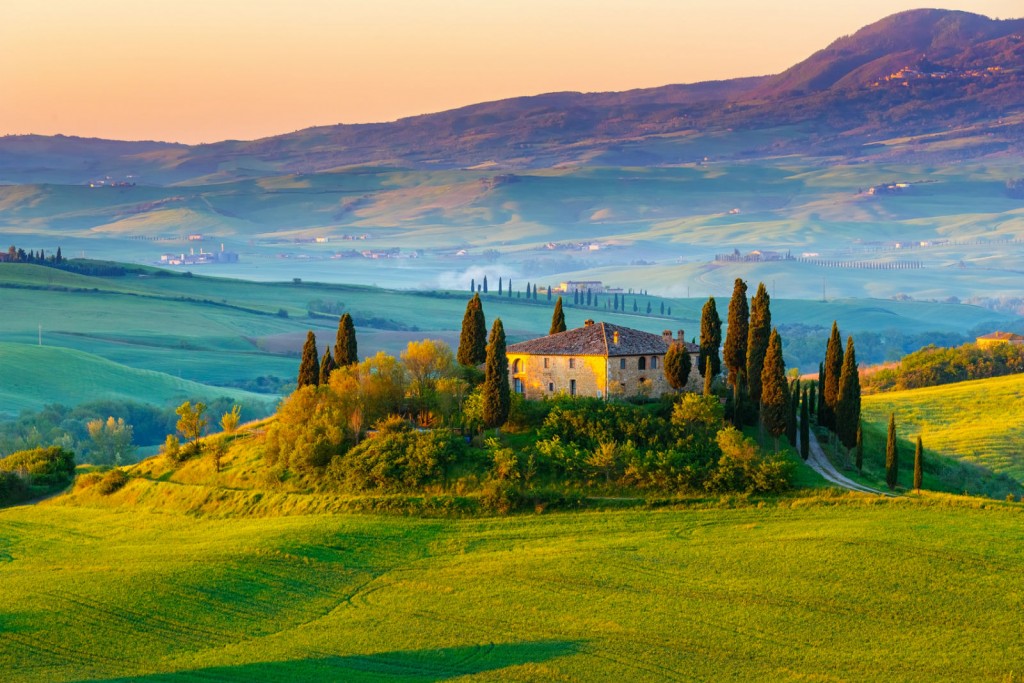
[[330, 425, 466, 491], [74, 472, 104, 491], [96, 469, 129, 495], [0, 471, 29, 505], [0, 446, 75, 486]]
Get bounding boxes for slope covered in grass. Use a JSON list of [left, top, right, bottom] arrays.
[[0, 342, 272, 418], [862, 373, 1024, 482], [2, 496, 1022, 682]]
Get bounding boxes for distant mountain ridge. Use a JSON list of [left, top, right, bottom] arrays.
[[2, 9, 1023, 184]]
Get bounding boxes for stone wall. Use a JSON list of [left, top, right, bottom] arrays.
[[509, 351, 702, 400]]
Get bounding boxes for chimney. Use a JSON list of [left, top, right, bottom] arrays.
[[584, 319, 594, 327], [677, 329, 685, 343], [613, 330, 619, 345], [662, 330, 673, 344]]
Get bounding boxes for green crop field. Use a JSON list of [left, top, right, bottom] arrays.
[[862, 373, 1024, 483], [2, 494, 1022, 682]]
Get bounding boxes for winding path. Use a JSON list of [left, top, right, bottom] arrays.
[[804, 429, 891, 496]]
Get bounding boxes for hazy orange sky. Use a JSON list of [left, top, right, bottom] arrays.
[[2, 1, 1020, 144]]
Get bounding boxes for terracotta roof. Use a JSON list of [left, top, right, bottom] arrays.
[[508, 322, 698, 357], [977, 331, 1024, 341]]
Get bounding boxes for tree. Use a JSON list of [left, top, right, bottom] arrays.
[[816, 363, 824, 417], [836, 336, 861, 452], [549, 297, 567, 335], [885, 413, 899, 490], [914, 435, 924, 491], [799, 388, 810, 460], [483, 276, 488, 293], [482, 319, 510, 428], [809, 378, 817, 416], [822, 322, 844, 430], [760, 329, 788, 451], [698, 296, 722, 380], [663, 342, 692, 390], [334, 313, 358, 367], [855, 423, 863, 472], [220, 404, 242, 434], [86, 416, 135, 465], [498, 277, 503, 295], [746, 283, 772, 406], [319, 348, 336, 385], [297, 331, 320, 388], [175, 401, 208, 456], [457, 293, 487, 365], [547, 286, 552, 301], [723, 278, 749, 396], [507, 278, 512, 297], [470, 278, 475, 293], [786, 378, 799, 447], [703, 356, 714, 396], [402, 339, 456, 402]]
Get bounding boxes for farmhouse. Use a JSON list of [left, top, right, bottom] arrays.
[[976, 331, 1024, 348], [507, 321, 700, 400]]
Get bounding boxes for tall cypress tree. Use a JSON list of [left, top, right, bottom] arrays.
[[297, 331, 320, 388], [836, 336, 861, 451], [760, 328, 788, 451], [698, 296, 722, 379], [508, 278, 512, 297], [483, 318, 510, 428], [816, 363, 824, 417], [319, 348, 335, 385], [498, 277, 503, 295], [809, 377, 817, 416], [855, 423, 863, 472], [746, 283, 772, 407], [334, 313, 358, 367], [550, 297, 567, 335], [703, 356, 714, 396], [483, 276, 488, 293], [914, 436, 924, 491], [457, 293, 487, 365], [822, 322, 844, 431], [723, 278, 749, 395], [800, 387, 810, 460], [663, 342, 692, 390], [787, 378, 800, 448], [886, 413, 899, 490], [547, 286, 552, 301]]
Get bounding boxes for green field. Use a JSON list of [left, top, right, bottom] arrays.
[[862, 373, 1024, 483], [2, 495, 1022, 682]]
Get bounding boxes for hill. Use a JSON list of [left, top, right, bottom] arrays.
[[0, 342, 270, 419], [2, 9, 1022, 183], [862, 373, 1024, 482], [2, 495, 1022, 681]]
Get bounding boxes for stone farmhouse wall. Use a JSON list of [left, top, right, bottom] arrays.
[[508, 351, 700, 400]]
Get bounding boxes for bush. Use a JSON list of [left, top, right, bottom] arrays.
[[0, 446, 75, 486], [0, 471, 29, 505], [96, 469, 129, 495], [74, 472, 104, 491], [330, 425, 466, 491]]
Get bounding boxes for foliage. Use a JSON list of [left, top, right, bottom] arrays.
[[723, 278, 749, 391], [549, 297, 567, 335], [914, 435, 924, 491], [699, 297, 722, 381], [264, 385, 352, 472], [0, 445, 75, 488], [329, 420, 465, 491], [456, 293, 487, 366], [163, 434, 183, 462], [86, 416, 135, 466], [836, 336, 861, 450], [663, 341, 692, 390], [482, 318, 510, 428], [886, 413, 899, 490], [220, 404, 242, 434], [297, 330, 320, 388], [704, 427, 793, 494], [822, 322, 844, 430], [96, 469, 129, 495], [863, 341, 1024, 394], [800, 388, 810, 460], [746, 282, 771, 406], [175, 401, 208, 456], [759, 328, 789, 447], [334, 312, 358, 367], [319, 348, 336, 385]]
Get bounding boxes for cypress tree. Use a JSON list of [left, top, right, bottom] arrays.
[[723, 278, 749, 395], [547, 286, 552, 301], [703, 356, 714, 396], [816, 363, 825, 417], [885, 413, 899, 490], [914, 436, 924, 491], [667, 306, 671, 316], [809, 378, 817, 416], [470, 278, 475, 293], [800, 387, 810, 460], [836, 336, 861, 451], [483, 276, 488, 293], [746, 282, 772, 407], [574, 290, 580, 305], [660, 302, 665, 315], [319, 348, 335, 385], [457, 293, 487, 365], [334, 313, 358, 367], [760, 328, 788, 451], [498, 277, 503, 295], [586, 289, 592, 306], [550, 297, 567, 335], [855, 423, 863, 472], [633, 299, 638, 312], [297, 331, 320, 388], [787, 378, 800, 447], [646, 301, 652, 315], [482, 318, 510, 428], [663, 342, 692, 390], [56, 247, 62, 263], [698, 296, 722, 380], [822, 322, 843, 431], [508, 278, 512, 297]]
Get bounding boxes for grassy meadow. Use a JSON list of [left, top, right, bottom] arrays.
[[2, 495, 1023, 682]]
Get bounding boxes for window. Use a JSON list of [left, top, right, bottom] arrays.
[[513, 378, 524, 394], [569, 357, 576, 369], [543, 357, 549, 369], [548, 382, 554, 392], [570, 379, 576, 396], [619, 358, 626, 370], [512, 358, 522, 373], [651, 356, 658, 369], [638, 357, 647, 371]]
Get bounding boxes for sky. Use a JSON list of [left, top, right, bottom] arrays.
[[1, 1, 1021, 144]]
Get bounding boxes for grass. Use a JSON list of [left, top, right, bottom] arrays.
[[2, 492, 1023, 681], [862, 373, 1024, 484]]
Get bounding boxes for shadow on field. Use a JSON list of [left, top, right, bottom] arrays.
[[78, 640, 581, 682]]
